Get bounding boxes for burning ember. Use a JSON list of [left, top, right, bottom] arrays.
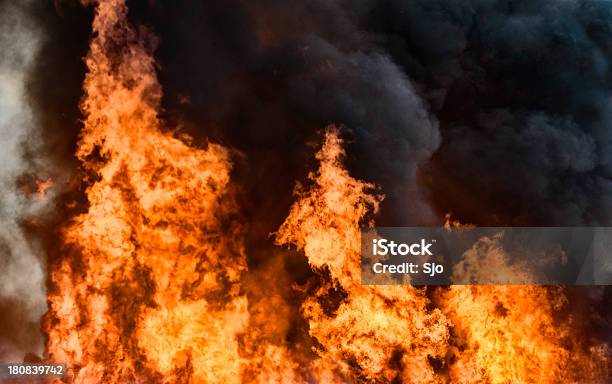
[[0, 0, 609, 382]]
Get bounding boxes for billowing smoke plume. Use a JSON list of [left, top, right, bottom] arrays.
[[0, 0, 53, 361], [365, 0, 612, 226]]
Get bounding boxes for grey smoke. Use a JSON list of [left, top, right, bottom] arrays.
[[0, 0, 53, 361]]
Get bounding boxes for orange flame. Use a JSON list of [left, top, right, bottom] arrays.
[[441, 284, 609, 383], [45, 0, 247, 382], [276, 127, 449, 383], [439, 218, 609, 383], [276, 140, 608, 382]]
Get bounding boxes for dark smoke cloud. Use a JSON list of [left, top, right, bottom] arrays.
[[363, 0, 612, 226], [124, 0, 612, 227]]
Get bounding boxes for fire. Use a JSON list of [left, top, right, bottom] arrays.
[[45, 0, 247, 382], [441, 285, 571, 383], [276, 127, 449, 383], [441, 284, 609, 383], [440, 219, 608, 383], [42, 0, 609, 382], [276, 142, 608, 384]]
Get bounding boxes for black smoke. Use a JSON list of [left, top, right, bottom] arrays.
[[364, 0, 612, 226]]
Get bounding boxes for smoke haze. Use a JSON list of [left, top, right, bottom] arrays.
[[0, 0, 49, 361]]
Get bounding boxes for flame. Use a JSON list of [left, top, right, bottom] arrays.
[[42, 0, 610, 382], [442, 285, 564, 383], [276, 127, 449, 383], [45, 0, 247, 382], [441, 284, 609, 383], [439, 219, 609, 383]]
